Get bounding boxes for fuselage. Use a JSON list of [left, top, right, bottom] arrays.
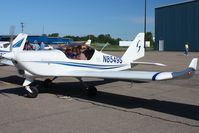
[[13, 49, 130, 77]]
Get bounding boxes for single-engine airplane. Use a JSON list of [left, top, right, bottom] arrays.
[[2, 33, 198, 98]]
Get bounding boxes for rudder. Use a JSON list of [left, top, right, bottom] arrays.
[[12, 33, 28, 52], [121, 33, 145, 63]]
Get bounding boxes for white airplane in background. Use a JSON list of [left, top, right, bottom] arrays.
[[0, 33, 27, 56], [1, 33, 198, 98], [0, 33, 28, 65], [0, 33, 55, 65]]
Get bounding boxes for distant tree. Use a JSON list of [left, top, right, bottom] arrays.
[[98, 34, 106, 43], [63, 34, 121, 45], [48, 33, 59, 37]]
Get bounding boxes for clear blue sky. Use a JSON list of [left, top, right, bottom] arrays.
[[0, 0, 190, 40]]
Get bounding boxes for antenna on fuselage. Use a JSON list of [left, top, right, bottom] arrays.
[[100, 42, 110, 52]]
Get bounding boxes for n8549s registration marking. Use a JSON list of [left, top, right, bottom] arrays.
[[103, 55, 122, 64]]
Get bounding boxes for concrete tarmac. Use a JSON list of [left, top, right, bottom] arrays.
[[0, 51, 199, 133]]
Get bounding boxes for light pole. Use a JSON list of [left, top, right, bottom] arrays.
[[144, 0, 146, 48], [20, 22, 24, 33], [42, 24, 45, 35]]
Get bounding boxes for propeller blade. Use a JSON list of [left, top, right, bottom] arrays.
[[9, 26, 15, 52]]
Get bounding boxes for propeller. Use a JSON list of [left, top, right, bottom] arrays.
[[9, 26, 15, 52]]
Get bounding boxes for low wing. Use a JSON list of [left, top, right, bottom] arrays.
[[2, 50, 197, 82], [58, 58, 197, 81]]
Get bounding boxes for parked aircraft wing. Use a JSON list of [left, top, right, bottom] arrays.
[[26, 58, 197, 81]]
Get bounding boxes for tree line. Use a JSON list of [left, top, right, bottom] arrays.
[[48, 32, 154, 46], [48, 33, 122, 45]]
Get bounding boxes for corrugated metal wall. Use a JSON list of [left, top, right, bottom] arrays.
[[27, 36, 73, 44], [155, 1, 199, 51]]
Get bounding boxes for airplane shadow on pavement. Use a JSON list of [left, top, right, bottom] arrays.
[[0, 75, 199, 121]]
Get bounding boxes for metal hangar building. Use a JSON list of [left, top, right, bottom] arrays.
[[155, 0, 199, 51]]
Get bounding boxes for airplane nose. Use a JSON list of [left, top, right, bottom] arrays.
[[2, 52, 15, 60]]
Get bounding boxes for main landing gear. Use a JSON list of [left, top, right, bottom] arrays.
[[77, 78, 98, 97], [43, 78, 53, 88], [86, 86, 97, 97]]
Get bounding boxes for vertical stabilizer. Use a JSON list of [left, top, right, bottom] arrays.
[[12, 33, 28, 52], [121, 33, 145, 63]]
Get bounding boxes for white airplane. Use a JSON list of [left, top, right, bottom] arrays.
[[1, 33, 198, 98], [0, 33, 27, 56], [0, 33, 28, 65]]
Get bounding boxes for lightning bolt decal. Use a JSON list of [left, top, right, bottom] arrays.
[[136, 40, 141, 53]]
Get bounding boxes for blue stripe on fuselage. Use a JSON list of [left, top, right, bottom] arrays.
[[28, 61, 126, 70]]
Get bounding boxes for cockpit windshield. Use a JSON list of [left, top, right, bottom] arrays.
[[59, 43, 95, 60]]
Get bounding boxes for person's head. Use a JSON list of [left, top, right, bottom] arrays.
[[66, 48, 72, 52], [82, 45, 87, 50]]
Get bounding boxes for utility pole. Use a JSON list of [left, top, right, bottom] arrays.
[[20, 22, 24, 33], [42, 24, 45, 35], [144, 0, 146, 48]]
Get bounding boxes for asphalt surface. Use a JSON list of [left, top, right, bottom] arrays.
[[0, 51, 199, 133]]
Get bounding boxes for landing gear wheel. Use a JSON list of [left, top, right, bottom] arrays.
[[87, 86, 97, 97], [44, 79, 52, 88], [27, 86, 39, 98]]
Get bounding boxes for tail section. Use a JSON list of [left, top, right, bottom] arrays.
[[12, 33, 28, 52], [0, 33, 28, 65], [121, 33, 145, 63], [0, 33, 27, 57]]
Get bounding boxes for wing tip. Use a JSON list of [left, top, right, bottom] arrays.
[[188, 58, 198, 70]]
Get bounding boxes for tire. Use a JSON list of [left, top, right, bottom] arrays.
[[87, 86, 97, 97], [43, 79, 52, 88], [27, 86, 39, 98]]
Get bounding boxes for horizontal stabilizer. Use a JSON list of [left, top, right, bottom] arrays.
[[132, 62, 166, 67]]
